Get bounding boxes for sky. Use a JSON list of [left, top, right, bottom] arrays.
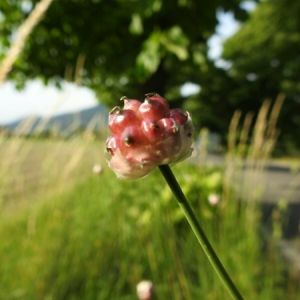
[[0, 2, 256, 125], [0, 81, 98, 124]]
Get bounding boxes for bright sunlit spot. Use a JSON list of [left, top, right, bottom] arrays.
[[180, 82, 200, 97], [207, 11, 240, 61], [0, 80, 98, 124]]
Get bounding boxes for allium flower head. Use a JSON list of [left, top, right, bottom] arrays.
[[105, 93, 194, 179]]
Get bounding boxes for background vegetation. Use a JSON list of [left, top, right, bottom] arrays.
[[0, 134, 299, 300], [1, 0, 299, 154], [0, 106, 299, 298], [0, 0, 300, 299]]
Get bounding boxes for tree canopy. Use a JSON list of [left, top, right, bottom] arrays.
[[1, 0, 299, 154], [0, 0, 249, 115], [221, 0, 300, 153]]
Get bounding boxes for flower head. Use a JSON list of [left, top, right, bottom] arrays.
[[105, 93, 194, 179]]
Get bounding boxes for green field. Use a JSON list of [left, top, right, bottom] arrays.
[[0, 137, 298, 299]]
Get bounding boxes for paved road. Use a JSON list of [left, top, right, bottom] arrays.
[[192, 153, 300, 204], [233, 163, 300, 204], [193, 153, 300, 273]]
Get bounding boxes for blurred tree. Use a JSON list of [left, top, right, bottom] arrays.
[[0, 0, 249, 116], [221, 0, 300, 153]]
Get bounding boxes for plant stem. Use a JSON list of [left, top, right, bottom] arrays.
[[158, 164, 244, 300]]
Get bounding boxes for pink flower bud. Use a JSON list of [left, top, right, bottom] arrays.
[[105, 93, 194, 179], [138, 98, 168, 122], [121, 96, 142, 111], [108, 106, 140, 134], [168, 108, 188, 125]]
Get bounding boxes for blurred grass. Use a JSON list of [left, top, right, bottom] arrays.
[[1, 95, 299, 299], [0, 136, 105, 211], [0, 138, 298, 299], [1, 3, 299, 296], [1, 3, 298, 298]]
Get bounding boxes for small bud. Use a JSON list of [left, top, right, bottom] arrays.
[[121, 96, 142, 111], [145, 93, 170, 111], [138, 98, 167, 122], [141, 120, 161, 143], [109, 109, 140, 134], [168, 108, 188, 125], [136, 280, 154, 300], [93, 164, 103, 175], [208, 193, 220, 206]]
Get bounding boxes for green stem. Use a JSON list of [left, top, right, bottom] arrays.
[[158, 165, 244, 300]]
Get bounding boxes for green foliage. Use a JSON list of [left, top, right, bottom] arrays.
[[221, 0, 300, 153], [0, 0, 249, 105], [136, 26, 189, 79], [2, 0, 299, 154], [0, 163, 296, 299]]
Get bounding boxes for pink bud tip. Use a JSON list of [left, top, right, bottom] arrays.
[[105, 93, 194, 179]]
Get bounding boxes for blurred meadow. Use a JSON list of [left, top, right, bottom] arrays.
[[0, 100, 300, 299], [1, 0, 300, 299]]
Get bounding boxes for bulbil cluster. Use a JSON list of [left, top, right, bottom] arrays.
[[105, 93, 194, 179]]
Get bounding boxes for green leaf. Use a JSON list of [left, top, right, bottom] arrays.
[[129, 13, 143, 35], [161, 26, 189, 60], [136, 31, 161, 78]]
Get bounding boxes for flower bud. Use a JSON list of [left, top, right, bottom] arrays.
[[136, 280, 154, 300], [105, 93, 194, 179], [208, 193, 221, 206]]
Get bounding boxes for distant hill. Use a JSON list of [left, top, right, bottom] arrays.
[[3, 104, 109, 137]]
